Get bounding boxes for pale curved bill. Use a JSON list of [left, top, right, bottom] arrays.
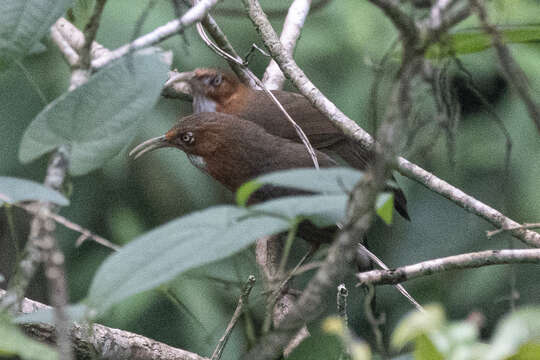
[[129, 135, 169, 160]]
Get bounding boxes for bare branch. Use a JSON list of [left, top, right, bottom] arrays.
[[470, 0, 540, 134], [0, 289, 210, 360], [487, 223, 540, 238], [211, 276, 256, 360], [92, 0, 223, 69], [262, 0, 313, 90], [357, 248, 540, 285]]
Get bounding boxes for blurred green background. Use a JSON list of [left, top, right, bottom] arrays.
[[1, 0, 540, 358]]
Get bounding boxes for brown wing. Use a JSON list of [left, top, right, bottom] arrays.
[[236, 90, 345, 149]]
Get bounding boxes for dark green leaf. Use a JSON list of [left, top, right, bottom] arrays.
[[0, 176, 69, 206], [0, 0, 74, 64], [0, 313, 58, 360], [427, 25, 540, 58], [86, 206, 289, 313], [19, 49, 170, 175]]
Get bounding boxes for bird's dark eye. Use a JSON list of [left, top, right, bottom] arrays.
[[181, 132, 194, 145], [211, 74, 222, 87]]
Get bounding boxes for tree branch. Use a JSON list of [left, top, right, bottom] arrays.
[[357, 248, 540, 285], [91, 0, 223, 69], [0, 289, 209, 360], [262, 0, 313, 90]]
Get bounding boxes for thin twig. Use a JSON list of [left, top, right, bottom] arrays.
[[0, 195, 118, 251], [357, 248, 540, 285], [211, 275, 256, 360], [487, 223, 540, 238], [358, 245, 424, 312], [92, 0, 223, 69], [79, 0, 108, 70]]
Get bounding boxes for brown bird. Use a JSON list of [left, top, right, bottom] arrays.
[[130, 112, 345, 244], [174, 68, 410, 220]]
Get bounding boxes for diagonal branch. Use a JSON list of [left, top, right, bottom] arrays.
[[262, 0, 313, 90]]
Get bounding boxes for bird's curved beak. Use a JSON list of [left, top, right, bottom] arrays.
[[129, 135, 171, 160]]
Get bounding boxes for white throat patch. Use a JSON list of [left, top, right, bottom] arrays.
[[187, 154, 208, 173]]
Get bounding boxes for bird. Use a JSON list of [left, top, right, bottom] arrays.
[[130, 112, 346, 245], [173, 68, 410, 220]]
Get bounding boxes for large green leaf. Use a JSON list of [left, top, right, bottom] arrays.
[[86, 206, 290, 313], [427, 25, 540, 58], [0, 0, 74, 64], [86, 191, 351, 314], [486, 307, 540, 360], [0, 176, 69, 206], [19, 50, 170, 175], [0, 314, 58, 360]]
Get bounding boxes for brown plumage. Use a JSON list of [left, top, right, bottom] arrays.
[[181, 68, 409, 220], [130, 113, 340, 243]]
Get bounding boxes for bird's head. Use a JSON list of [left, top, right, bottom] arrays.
[[172, 68, 247, 113]]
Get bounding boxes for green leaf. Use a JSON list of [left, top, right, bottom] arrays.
[[250, 194, 348, 227], [240, 167, 364, 199], [0, 313, 58, 360], [509, 342, 540, 360], [391, 304, 446, 350], [235, 180, 263, 207], [86, 205, 290, 314], [0, 0, 74, 64], [427, 25, 540, 58], [414, 334, 444, 360], [19, 49, 170, 176], [486, 307, 540, 360], [375, 192, 393, 225], [15, 303, 90, 325], [0, 176, 69, 206]]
